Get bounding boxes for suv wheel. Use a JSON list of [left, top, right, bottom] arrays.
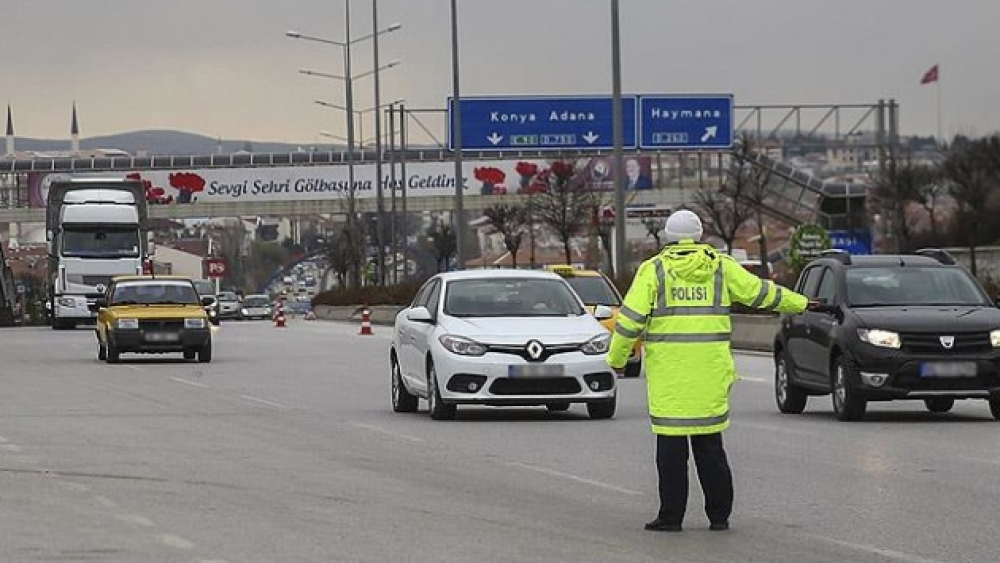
[[988, 397, 1000, 421], [775, 352, 808, 414], [832, 356, 866, 421], [427, 361, 456, 421], [586, 393, 617, 420], [924, 398, 955, 413], [391, 355, 418, 413]]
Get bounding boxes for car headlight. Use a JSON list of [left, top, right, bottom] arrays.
[[185, 318, 206, 329], [241, 308, 249, 316], [857, 329, 901, 349], [208, 309, 217, 317], [438, 334, 487, 356], [581, 333, 612, 355], [58, 297, 76, 307], [991, 330, 1000, 347], [116, 318, 139, 330]]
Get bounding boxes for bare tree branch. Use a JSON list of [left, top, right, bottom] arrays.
[[530, 161, 600, 265], [483, 203, 529, 268]]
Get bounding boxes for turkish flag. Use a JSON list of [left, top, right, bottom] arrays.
[[920, 64, 939, 85]]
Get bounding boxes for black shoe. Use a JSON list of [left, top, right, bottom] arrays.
[[644, 518, 682, 532], [709, 522, 730, 531]]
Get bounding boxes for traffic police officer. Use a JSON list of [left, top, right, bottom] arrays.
[[607, 209, 809, 532]]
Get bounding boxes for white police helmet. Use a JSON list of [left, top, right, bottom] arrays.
[[664, 209, 704, 243]]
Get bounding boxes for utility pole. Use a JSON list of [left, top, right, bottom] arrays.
[[610, 0, 626, 280], [450, 0, 466, 271], [372, 0, 386, 285]]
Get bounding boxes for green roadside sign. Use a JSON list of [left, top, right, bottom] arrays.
[[788, 223, 831, 272]]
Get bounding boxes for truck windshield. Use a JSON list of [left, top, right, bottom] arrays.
[[62, 226, 140, 258]]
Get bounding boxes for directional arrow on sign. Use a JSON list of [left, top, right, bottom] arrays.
[[486, 132, 503, 146], [700, 126, 718, 143], [582, 131, 600, 144]]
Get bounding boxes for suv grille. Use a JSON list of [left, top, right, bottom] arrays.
[[900, 332, 991, 354]]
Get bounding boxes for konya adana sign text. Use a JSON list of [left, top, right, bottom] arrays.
[[26, 156, 655, 208]]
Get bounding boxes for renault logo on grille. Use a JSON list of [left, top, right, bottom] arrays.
[[940, 336, 955, 349], [526, 340, 545, 361]]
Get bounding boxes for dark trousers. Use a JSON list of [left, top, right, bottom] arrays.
[[656, 432, 733, 525]]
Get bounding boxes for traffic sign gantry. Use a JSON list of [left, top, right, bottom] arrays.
[[639, 94, 734, 150], [449, 95, 638, 152]]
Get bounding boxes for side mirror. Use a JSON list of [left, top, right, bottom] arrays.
[[201, 296, 215, 307], [406, 306, 434, 323], [593, 305, 615, 321]]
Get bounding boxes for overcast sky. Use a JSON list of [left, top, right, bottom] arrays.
[[3, 0, 998, 145]]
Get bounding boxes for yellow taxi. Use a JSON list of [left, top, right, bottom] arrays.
[[91, 276, 214, 364], [546, 265, 643, 377]]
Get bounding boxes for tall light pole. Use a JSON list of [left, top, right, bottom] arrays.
[[372, 0, 386, 284], [450, 0, 466, 271], [610, 0, 626, 280], [287, 4, 401, 286]]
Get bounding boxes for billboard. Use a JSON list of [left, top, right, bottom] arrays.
[[26, 156, 653, 209]]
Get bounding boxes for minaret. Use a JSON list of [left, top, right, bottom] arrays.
[[70, 101, 80, 154], [5, 104, 14, 157]]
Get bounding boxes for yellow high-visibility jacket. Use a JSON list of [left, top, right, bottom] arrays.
[[608, 242, 808, 436]]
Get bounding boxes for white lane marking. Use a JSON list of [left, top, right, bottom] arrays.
[[0, 443, 22, 453], [170, 377, 210, 388], [116, 514, 156, 528], [349, 422, 425, 443], [125, 365, 142, 372], [96, 496, 119, 509], [507, 462, 644, 496], [59, 481, 91, 493], [735, 421, 817, 436], [804, 532, 950, 563], [159, 534, 195, 550], [239, 395, 289, 409]]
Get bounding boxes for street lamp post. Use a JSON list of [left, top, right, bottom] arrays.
[[372, 0, 386, 284], [610, 0, 626, 280], [449, 0, 466, 271]]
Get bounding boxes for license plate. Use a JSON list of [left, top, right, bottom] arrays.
[[145, 332, 179, 342], [508, 364, 565, 377], [920, 362, 977, 377]]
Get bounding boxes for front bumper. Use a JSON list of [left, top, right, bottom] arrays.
[[54, 295, 97, 321], [850, 346, 1000, 400], [433, 350, 616, 407], [110, 327, 211, 353]]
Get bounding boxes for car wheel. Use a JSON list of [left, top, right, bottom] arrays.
[[391, 355, 419, 413], [106, 340, 120, 364], [546, 402, 571, 412], [624, 360, 642, 378], [775, 352, 808, 414], [832, 356, 866, 421], [989, 397, 1000, 420], [184, 350, 197, 361], [924, 398, 955, 413], [427, 361, 456, 421], [587, 393, 617, 420], [198, 340, 213, 363], [97, 341, 107, 361]]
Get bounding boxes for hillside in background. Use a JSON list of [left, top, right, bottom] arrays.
[[11, 130, 340, 155]]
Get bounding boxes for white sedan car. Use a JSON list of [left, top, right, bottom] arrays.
[[390, 270, 618, 420]]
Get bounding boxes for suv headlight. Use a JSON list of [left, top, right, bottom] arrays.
[[58, 297, 76, 307], [185, 318, 206, 329], [991, 330, 1000, 347], [857, 329, 901, 349], [581, 333, 612, 355], [438, 335, 487, 356], [116, 318, 139, 330]]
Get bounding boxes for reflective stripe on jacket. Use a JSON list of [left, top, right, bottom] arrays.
[[608, 242, 808, 436]]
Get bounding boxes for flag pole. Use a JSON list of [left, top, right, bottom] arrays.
[[936, 64, 943, 144]]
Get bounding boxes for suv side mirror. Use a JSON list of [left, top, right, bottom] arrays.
[[406, 306, 434, 324], [593, 305, 615, 321]]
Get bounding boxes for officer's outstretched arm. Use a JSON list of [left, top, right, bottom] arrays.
[[607, 261, 657, 369], [722, 258, 808, 314]]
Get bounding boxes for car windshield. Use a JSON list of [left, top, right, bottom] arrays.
[[110, 281, 201, 306], [192, 281, 215, 296], [846, 267, 989, 307], [444, 278, 586, 317], [218, 292, 238, 302], [244, 297, 269, 307], [563, 275, 622, 307], [61, 226, 140, 258]]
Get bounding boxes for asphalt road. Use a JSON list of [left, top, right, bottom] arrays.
[[1, 320, 998, 563]]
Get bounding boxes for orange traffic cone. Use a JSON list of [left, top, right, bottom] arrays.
[[274, 301, 287, 328], [359, 306, 373, 336]]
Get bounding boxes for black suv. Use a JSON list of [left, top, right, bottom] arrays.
[[773, 248, 1000, 421]]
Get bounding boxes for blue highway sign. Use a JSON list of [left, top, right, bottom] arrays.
[[639, 95, 735, 150], [448, 95, 637, 152]]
